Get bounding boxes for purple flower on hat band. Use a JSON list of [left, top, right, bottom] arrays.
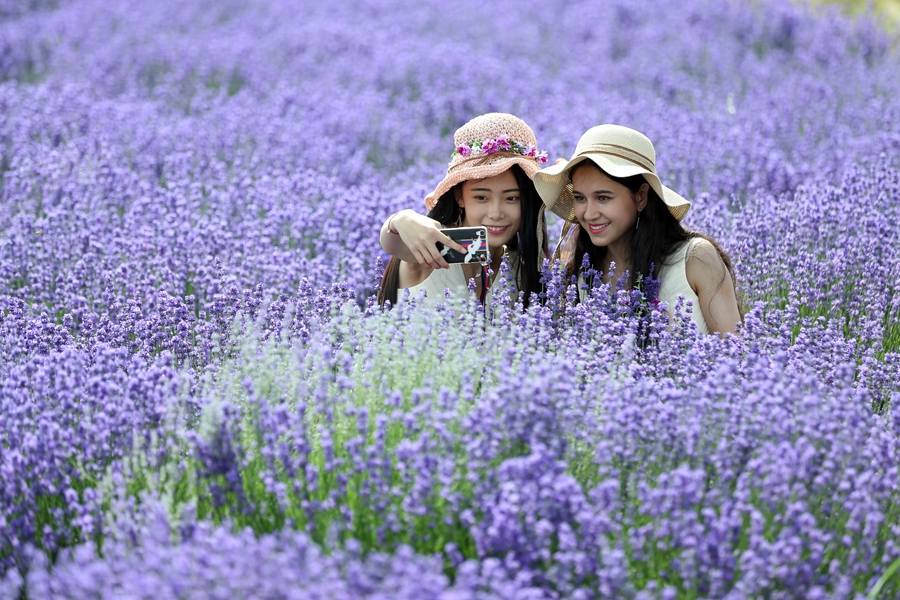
[[496, 134, 511, 150], [482, 139, 500, 154], [457, 145, 471, 157]]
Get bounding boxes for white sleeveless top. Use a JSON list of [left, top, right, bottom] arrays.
[[657, 237, 709, 334], [404, 263, 470, 301], [402, 250, 519, 305], [575, 238, 709, 334]]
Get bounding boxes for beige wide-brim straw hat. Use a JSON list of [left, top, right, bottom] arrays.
[[533, 124, 690, 222], [424, 113, 546, 210]]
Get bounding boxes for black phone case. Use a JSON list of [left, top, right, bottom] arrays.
[[437, 226, 489, 264]]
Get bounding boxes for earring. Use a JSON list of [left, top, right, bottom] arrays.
[[456, 206, 464, 227], [635, 211, 642, 231]]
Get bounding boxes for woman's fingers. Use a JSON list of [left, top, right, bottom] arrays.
[[404, 221, 474, 270], [411, 239, 450, 270], [425, 243, 451, 269], [436, 231, 465, 254], [422, 246, 443, 270], [415, 242, 448, 270], [411, 248, 435, 270]]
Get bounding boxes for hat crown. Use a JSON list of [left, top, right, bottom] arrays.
[[574, 124, 656, 171], [424, 113, 543, 210], [453, 113, 537, 149], [533, 123, 690, 223]]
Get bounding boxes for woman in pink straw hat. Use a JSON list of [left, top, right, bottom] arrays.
[[378, 113, 549, 308], [534, 124, 742, 335]]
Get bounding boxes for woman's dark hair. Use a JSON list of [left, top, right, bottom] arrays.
[[566, 162, 742, 314], [378, 164, 547, 308]]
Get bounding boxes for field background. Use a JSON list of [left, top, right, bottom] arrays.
[[814, 0, 900, 27], [2, 0, 900, 598]]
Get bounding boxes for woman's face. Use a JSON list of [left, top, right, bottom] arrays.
[[456, 169, 522, 249], [571, 164, 647, 248]]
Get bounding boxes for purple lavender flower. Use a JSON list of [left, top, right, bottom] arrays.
[[1, 0, 900, 596]]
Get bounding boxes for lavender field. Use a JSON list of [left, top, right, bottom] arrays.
[[2, 0, 900, 598]]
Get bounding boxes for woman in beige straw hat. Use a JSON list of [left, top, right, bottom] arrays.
[[378, 113, 549, 308], [534, 124, 742, 335]]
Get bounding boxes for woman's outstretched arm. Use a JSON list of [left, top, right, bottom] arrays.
[[380, 209, 464, 270]]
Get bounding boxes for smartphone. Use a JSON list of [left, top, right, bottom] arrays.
[[436, 226, 489, 265]]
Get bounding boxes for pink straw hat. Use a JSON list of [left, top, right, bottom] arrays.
[[534, 124, 691, 222], [424, 113, 548, 210]]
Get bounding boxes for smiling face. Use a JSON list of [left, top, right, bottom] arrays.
[[456, 169, 522, 249], [571, 163, 648, 251]]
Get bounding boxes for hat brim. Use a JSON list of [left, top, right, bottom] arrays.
[[534, 154, 690, 222], [424, 156, 542, 210]]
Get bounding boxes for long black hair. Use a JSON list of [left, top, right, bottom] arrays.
[[378, 164, 547, 308], [566, 163, 741, 313]]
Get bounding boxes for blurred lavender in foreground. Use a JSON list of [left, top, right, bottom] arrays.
[[3, 282, 897, 598]]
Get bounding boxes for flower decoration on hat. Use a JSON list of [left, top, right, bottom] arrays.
[[425, 113, 543, 210], [452, 136, 549, 163]]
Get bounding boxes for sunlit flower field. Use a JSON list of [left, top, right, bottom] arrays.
[[2, 0, 900, 598]]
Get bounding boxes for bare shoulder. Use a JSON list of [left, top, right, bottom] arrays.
[[683, 237, 741, 335], [685, 238, 727, 289], [398, 258, 430, 288], [687, 237, 719, 262]]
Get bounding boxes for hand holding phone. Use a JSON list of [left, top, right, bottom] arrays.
[[436, 226, 489, 265]]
